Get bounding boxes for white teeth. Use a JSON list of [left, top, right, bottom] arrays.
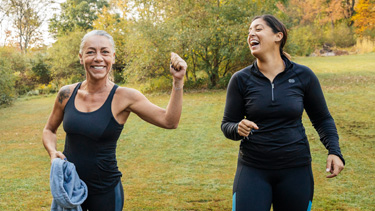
[[251, 40, 259, 45], [93, 66, 105, 69]]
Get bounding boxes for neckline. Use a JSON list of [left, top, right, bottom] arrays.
[[73, 83, 116, 114]]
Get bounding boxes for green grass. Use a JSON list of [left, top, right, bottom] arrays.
[[0, 53, 374, 210]]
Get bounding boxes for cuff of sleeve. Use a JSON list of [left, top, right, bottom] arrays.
[[234, 123, 241, 140]]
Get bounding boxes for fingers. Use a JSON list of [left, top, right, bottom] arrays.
[[170, 52, 187, 72], [50, 151, 66, 164], [238, 119, 258, 137], [326, 154, 344, 178]]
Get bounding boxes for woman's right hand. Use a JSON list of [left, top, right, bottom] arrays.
[[50, 151, 66, 164], [238, 119, 259, 137]]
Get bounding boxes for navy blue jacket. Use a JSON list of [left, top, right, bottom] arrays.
[[221, 56, 345, 169]]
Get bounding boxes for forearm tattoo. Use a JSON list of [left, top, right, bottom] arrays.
[[58, 87, 70, 104]]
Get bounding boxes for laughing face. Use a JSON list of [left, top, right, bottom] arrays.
[[79, 35, 115, 81], [247, 18, 283, 58]]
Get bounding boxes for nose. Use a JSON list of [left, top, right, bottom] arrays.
[[94, 53, 104, 62], [248, 29, 255, 37]]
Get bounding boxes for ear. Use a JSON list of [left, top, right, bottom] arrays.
[[112, 52, 116, 64], [79, 53, 83, 65], [275, 32, 283, 42]]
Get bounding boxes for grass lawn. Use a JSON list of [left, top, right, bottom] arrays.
[[0, 53, 374, 210]]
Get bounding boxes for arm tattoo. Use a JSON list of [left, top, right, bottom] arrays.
[[58, 87, 71, 104]]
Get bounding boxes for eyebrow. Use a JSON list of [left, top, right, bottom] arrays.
[[86, 47, 111, 51]]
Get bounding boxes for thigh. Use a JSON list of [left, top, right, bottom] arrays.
[[82, 181, 124, 211], [233, 160, 272, 211], [272, 165, 314, 211]]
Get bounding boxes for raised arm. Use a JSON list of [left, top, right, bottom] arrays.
[[124, 52, 187, 129], [42, 86, 72, 163]]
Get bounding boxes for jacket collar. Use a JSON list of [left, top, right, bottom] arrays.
[[250, 54, 293, 77]]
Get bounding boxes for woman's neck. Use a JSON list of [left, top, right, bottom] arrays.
[[256, 52, 285, 82], [81, 79, 112, 95]]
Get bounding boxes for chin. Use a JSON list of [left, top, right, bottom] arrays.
[[250, 50, 261, 58], [87, 73, 109, 81]]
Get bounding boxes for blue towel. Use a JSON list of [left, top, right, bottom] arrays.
[[50, 158, 88, 211]]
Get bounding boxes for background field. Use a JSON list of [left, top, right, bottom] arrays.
[[0, 53, 374, 210]]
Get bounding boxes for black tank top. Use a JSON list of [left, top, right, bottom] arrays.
[[63, 82, 124, 194]]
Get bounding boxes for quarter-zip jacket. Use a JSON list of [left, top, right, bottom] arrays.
[[221, 56, 345, 169]]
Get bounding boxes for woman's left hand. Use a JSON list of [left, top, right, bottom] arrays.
[[326, 154, 344, 178], [170, 52, 187, 81]]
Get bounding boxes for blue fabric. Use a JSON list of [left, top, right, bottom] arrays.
[[307, 200, 312, 211], [50, 158, 88, 211], [232, 192, 236, 211]]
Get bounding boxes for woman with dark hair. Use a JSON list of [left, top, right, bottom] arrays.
[[43, 30, 187, 210], [221, 15, 344, 210]]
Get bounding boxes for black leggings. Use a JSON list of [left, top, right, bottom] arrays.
[[232, 160, 314, 211], [81, 181, 124, 211]]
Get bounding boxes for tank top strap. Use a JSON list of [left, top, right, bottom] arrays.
[[71, 82, 82, 98], [102, 84, 118, 114], [64, 82, 82, 109], [107, 84, 119, 102]]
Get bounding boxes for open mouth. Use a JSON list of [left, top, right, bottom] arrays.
[[250, 40, 260, 47]]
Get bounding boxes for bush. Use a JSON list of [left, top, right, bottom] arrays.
[[325, 23, 356, 48], [0, 47, 17, 105], [216, 73, 232, 89], [35, 82, 58, 95], [31, 53, 52, 85], [287, 25, 322, 56], [0, 66, 15, 105], [184, 78, 208, 90], [139, 75, 173, 93]]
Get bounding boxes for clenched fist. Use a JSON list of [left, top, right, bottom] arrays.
[[238, 119, 259, 137], [170, 52, 187, 81]]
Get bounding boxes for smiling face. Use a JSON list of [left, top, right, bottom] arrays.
[[247, 18, 283, 58], [79, 35, 115, 81]]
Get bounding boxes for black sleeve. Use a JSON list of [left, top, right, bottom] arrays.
[[221, 73, 245, 141], [303, 69, 345, 165]]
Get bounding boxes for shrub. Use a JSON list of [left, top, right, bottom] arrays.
[[287, 25, 322, 56], [0, 47, 17, 105], [325, 23, 356, 48], [139, 75, 173, 93]]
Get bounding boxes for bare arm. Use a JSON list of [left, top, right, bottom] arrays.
[[42, 86, 72, 163], [126, 52, 187, 129]]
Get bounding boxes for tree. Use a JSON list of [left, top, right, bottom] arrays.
[[278, 0, 357, 55], [46, 31, 86, 86], [31, 52, 51, 85], [122, 0, 278, 89], [352, 0, 375, 39], [92, 3, 128, 83], [49, 0, 109, 37], [2, 0, 57, 53]]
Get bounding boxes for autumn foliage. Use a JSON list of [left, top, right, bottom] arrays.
[[352, 0, 375, 38], [0, 0, 375, 105]]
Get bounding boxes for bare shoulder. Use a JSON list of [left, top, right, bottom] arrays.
[[56, 83, 79, 105], [115, 86, 145, 101]]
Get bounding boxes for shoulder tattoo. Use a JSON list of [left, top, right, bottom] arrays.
[[58, 86, 71, 104]]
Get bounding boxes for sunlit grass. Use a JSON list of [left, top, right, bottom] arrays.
[[0, 53, 374, 210]]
